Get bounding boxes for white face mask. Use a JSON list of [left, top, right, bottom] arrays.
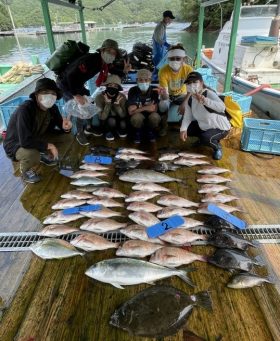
[[101, 51, 115, 64], [187, 83, 202, 94], [138, 82, 150, 92], [39, 94, 57, 108], [168, 61, 182, 71]]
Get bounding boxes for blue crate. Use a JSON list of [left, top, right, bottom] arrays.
[[203, 75, 218, 91], [241, 118, 280, 155], [222, 91, 252, 114], [195, 67, 212, 76]]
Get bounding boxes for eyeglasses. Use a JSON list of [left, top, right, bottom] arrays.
[[169, 57, 183, 61]]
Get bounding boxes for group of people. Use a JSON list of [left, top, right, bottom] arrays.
[[3, 10, 230, 184]]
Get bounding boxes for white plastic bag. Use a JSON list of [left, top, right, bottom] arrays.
[[64, 96, 97, 119]]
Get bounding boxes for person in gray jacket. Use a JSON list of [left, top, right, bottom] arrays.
[[180, 72, 230, 160]]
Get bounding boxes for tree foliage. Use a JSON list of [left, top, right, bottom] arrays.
[[0, 3, 12, 30]]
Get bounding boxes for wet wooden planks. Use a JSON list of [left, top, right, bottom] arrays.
[[0, 132, 279, 340]]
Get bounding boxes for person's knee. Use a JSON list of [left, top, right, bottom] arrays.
[[119, 120, 127, 130], [107, 117, 117, 129], [159, 100, 169, 113], [131, 113, 144, 128], [148, 112, 161, 128], [16, 148, 40, 170]]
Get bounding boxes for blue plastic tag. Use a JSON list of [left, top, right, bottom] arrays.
[[146, 215, 185, 238], [83, 155, 112, 165], [207, 204, 247, 230], [63, 204, 102, 215]]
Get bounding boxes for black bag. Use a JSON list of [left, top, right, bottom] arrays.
[[46, 40, 90, 74]]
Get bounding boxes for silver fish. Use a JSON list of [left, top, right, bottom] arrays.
[[80, 208, 122, 219], [126, 202, 162, 213], [43, 211, 82, 225], [197, 166, 231, 175], [115, 153, 151, 161], [198, 184, 230, 194], [197, 175, 232, 184], [51, 198, 87, 210], [117, 148, 147, 154], [85, 258, 194, 288], [132, 183, 171, 193], [61, 190, 94, 200], [70, 177, 109, 187], [78, 186, 104, 192], [159, 229, 207, 245], [157, 195, 198, 208], [174, 158, 210, 167], [158, 153, 179, 162], [202, 193, 239, 204], [129, 211, 160, 227], [178, 152, 207, 159], [87, 197, 124, 208], [80, 218, 126, 233], [116, 240, 164, 258], [120, 225, 165, 245], [92, 187, 126, 198], [198, 203, 242, 214], [120, 169, 182, 183], [227, 273, 274, 289], [125, 191, 160, 202], [80, 163, 109, 171], [38, 224, 79, 237], [150, 247, 207, 267], [70, 233, 119, 251], [70, 170, 107, 178], [30, 239, 83, 259], [157, 207, 196, 219], [181, 217, 204, 229]]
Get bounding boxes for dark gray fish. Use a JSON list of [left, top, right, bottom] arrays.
[[115, 159, 141, 169], [207, 230, 256, 250], [205, 216, 238, 230], [208, 249, 262, 272], [227, 273, 274, 289], [153, 162, 180, 172], [110, 286, 212, 338], [90, 145, 116, 155]]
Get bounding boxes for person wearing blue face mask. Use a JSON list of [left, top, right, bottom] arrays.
[[127, 69, 161, 143]]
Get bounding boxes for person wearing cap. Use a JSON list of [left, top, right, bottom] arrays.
[[94, 75, 127, 141], [127, 69, 161, 143], [158, 44, 193, 136], [3, 78, 73, 183], [57, 38, 131, 146], [152, 10, 175, 67], [180, 72, 230, 160]]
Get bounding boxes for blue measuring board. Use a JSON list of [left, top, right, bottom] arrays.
[[63, 204, 102, 215], [146, 215, 185, 238], [207, 204, 247, 229], [83, 155, 112, 165]]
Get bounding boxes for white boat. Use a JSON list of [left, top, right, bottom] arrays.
[[201, 5, 280, 120]]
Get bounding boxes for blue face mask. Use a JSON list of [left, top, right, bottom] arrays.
[[138, 82, 150, 92]]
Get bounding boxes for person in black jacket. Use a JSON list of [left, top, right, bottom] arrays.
[[57, 38, 131, 145], [3, 78, 72, 184]]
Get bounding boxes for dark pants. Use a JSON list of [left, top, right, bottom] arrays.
[[100, 115, 127, 134], [187, 121, 229, 150]]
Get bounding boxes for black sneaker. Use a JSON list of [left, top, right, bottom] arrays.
[[85, 126, 103, 137], [148, 131, 156, 142], [105, 132, 115, 141], [22, 169, 41, 184], [213, 148, 223, 160], [117, 130, 127, 138], [40, 154, 57, 166], [76, 132, 89, 146]]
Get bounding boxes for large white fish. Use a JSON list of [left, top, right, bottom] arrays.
[[70, 233, 119, 251], [158, 153, 179, 162], [70, 170, 107, 179], [197, 166, 231, 175], [126, 202, 162, 213], [80, 163, 109, 171], [178, 152, 207, 159], [159, 229, 207, 245], [174, 158, 210, 167], [201, 193, 239, 204], [43, 211, 83, 224], [80, 218, 126, 233], [157, 207, 196, 219], [132, 183, 171, 193], [70, 177, 109, 187], [51, 198, 87, 210], [85, 258, 194, 288], [157, 195, 198, 208], [197, 175, 232, 184], [80, 207, 122, 218], [129, 211, 160, 227], [117, 148, 147, 154], [125, 191, 160, 202], [92, 187, 126, 198], [198, 203, 242, 214], [198, 184, 230, 194], [61, 190, 94, 200], [87, 197, 124, 208], [120, 169, 182, 183], [30, 239, 83, 259], [116, 240, 164, 258], [120, 225, 165, 245], [115, 153, 151, 161], [38, 224, 79, 237]]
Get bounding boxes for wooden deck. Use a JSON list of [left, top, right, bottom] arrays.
[[0, 130, 279, 341]]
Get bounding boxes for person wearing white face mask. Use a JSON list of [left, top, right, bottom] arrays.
[[158, 44, 193, 136], [180, 72, 230, 160], [57, 39, 131, 146], [127, 69, 161, 144], [3, 78, 72, 183]]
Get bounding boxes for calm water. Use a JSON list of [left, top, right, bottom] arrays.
[[0, 24, 218, 64]]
